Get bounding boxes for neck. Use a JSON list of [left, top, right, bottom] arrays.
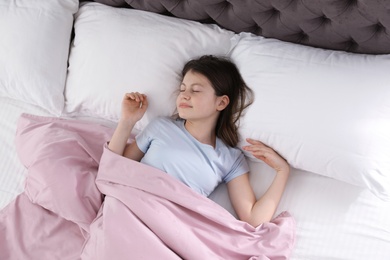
[[184, 119, 217, 147]]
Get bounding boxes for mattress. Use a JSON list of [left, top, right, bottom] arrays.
[[1, 98, 389, 259]]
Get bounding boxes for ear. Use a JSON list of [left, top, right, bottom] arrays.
[[216, 95, 229, 111]]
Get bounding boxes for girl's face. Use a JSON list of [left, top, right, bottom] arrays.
[[176, 70, 228, 123]]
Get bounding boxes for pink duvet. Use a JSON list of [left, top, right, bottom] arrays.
[[0, 114, 295, 260]]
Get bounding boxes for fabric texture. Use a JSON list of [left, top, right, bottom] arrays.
[[90, 0, 390, 54], [64, 2, 238, 130], [0, 114, 295, 259], [136, 116, 249, 196], [0, 0, 78, 115], [232, 34, 390, 201]]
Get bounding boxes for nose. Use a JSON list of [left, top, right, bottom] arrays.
[[180, 90, 190, 100]]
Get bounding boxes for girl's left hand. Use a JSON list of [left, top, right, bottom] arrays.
[[242, 138, 290, 174]]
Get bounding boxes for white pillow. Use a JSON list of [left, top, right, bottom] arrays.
[[64, 2, 237, 130], [232, 33, 390, 200], [0, 0, 78, 115]]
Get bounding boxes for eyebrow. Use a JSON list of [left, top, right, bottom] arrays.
[[180, 82, 204, 88]]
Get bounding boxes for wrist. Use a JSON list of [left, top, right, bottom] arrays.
[[118, 118, 137, 128], [276, 166, 290, 176]]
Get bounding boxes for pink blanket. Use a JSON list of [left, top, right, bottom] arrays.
[[0, 114, 295, 259]]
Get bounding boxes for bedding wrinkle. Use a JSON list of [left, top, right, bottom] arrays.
[[0, 114, 295, 259], [96, 146, 295, 259], [1, 0, 390, 254]]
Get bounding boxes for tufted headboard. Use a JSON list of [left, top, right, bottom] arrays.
[[90, 0, 390, 54]]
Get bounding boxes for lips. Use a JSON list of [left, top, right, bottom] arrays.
[[178, 103, 192, 108]]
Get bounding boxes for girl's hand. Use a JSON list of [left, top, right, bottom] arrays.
[[243, 138, 289, 174], [120, 92, 148, 124]]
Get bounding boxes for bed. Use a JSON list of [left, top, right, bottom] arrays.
[[0, 0, 389, 259]]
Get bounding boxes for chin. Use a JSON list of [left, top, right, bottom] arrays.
[[176, 109, 186, 118], [177, 113, 187, 120]]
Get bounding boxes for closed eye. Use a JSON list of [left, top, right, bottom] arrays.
[[179, 88, 200, 93]]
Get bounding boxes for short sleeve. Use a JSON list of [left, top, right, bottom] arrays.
[[223, 151, 249, 183], [135, 118, 159, 153]]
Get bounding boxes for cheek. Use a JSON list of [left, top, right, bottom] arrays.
[[199, 98, 218, 111]]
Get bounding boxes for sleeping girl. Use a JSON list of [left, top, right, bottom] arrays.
[[108, 55, 290, 227]]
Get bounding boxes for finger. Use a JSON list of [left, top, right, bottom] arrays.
[[126, 92, 143, 102], [246, 138, 267, 146], [243, 144, 271, 154], [254, 155, 267, 161], [140, 95, 148, 110], [248, 150, 267, 161], [251, 149, 271, 157], [141, 94, 147, 102], [125, 92, 136, 101], [247, 148, 277, 162], [133, 92, 143, 102]]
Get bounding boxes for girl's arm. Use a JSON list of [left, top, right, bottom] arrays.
[[226, 138, 290, 227], [108, 92, 147, 161]]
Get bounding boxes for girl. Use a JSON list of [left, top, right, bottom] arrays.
[[108, 55, 290, 227]]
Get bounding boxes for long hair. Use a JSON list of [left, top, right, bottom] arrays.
[[181, 55, 253, 147]]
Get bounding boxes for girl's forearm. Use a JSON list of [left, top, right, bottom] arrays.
[[108, 120, 136, 155], [250, 169, 290, 226]]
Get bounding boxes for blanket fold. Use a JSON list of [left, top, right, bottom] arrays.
[[0, 114, 295, 260]]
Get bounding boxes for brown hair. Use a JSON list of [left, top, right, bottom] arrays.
[[181, 55, 253, 147]]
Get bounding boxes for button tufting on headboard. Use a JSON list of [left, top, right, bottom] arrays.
[[90, 0, 390, 54]]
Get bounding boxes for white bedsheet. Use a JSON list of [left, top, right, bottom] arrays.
[[0, 97, 52, 209], [1, 97, 390, 259], [210, 155, 390, 259]]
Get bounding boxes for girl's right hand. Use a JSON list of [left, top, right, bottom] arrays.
[[120, 92, 148, 124]]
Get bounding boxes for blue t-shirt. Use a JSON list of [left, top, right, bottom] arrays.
[[135, 117, 249, 196]]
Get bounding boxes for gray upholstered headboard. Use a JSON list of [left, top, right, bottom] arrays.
[[90, 0, 390, 55]]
